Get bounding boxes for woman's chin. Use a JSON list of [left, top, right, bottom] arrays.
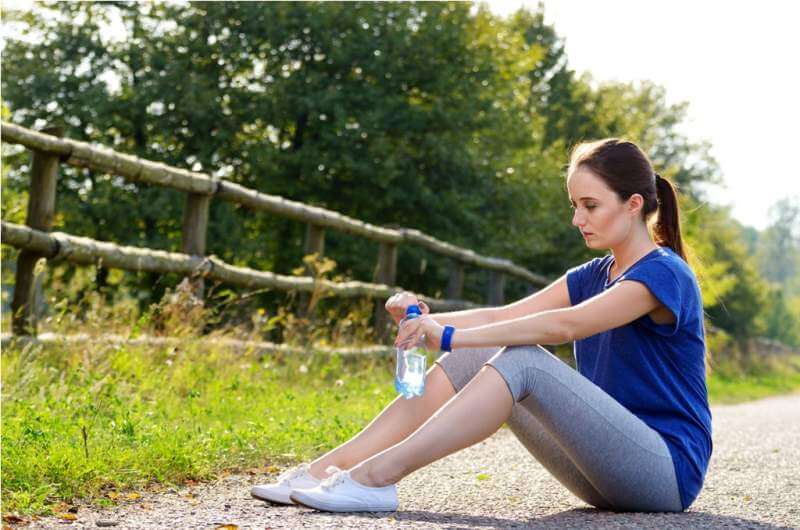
[[585, 239, 605, 250]]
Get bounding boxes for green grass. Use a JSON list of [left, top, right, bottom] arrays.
[[3, 335, 799, 518], [707, 355, 800, 404], [1, 336, 398, 516]]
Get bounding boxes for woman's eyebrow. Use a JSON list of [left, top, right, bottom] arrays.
[[570, 196, 599, 202]]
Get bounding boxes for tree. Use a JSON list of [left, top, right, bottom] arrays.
[[683, 201, 768, 342], [2, 1, 746, 336], [757, 197, 800, 294]]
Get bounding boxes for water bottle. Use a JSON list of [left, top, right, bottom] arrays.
[[394, 305, 428, 399]]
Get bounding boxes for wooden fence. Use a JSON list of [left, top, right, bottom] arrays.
[[1, 122, 551, 337]]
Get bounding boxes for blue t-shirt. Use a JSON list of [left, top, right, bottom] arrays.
[[565, 247, 712, 510]]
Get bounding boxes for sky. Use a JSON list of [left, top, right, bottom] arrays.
[[486, 0, 800, 230], [2, 0, 798, 231]]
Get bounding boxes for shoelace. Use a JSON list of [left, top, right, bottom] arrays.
[[320, 470, 348, 492], [277, 464, 310, 486]]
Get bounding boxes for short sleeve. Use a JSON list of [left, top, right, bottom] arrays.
[[566, 257, 603, 306], [620, 260, 684, 336]]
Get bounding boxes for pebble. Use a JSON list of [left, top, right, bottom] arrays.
[[20, 394, 800, 529]]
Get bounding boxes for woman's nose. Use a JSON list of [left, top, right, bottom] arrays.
[[572, 210, 583, 227]]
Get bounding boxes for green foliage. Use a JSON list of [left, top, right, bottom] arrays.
[[1, 1, 797, 346], [750, 198, 800, 347], [682, 200, 770, 342], [706, 355, 800, 404], [2, 324, 798, 516], [1, 337, 397, 516], [756, 198, 800, 295], [1, 2, 715, 294]]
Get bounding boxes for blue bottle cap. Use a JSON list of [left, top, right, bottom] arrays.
[[405, 304, 422, 316]]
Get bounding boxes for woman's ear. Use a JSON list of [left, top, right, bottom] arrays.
[[627, 193, 645, 216]]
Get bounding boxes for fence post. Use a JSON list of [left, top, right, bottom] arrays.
[[181, 192, 211, 298], [299, 224, 326, 317], [447, 259, 464, 299], [304, 224, 326, 258], [11, 126, 63, 336], [373, 242, 398, 340], [487, 270, 505, 306]]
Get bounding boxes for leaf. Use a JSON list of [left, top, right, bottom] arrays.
[[125, 492, 141, 500], [3, 515, 25, 524], [476, 473, 491, 481], [58, 513, 78, 521], [215, 525, 239, 529]]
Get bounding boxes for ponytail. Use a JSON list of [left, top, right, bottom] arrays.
[[653, 173, 687, 261]]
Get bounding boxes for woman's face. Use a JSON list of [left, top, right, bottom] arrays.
[[567, 166, 641, 249]]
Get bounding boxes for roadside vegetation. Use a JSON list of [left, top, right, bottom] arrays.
[[2, 290, 798, 518]]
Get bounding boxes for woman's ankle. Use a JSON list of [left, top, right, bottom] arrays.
[[308, 459, 342, 480], [307, 462, 327, 480], [349, 460, 399, 488]]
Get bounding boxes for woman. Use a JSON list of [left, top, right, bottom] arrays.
[[251, 138, 712, 514]]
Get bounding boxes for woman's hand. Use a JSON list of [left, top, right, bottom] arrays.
[[394, 314, 444, 352], [385, 291, 430, 325]]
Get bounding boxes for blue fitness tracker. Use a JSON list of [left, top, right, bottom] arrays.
[[441, 325, 455, 352]]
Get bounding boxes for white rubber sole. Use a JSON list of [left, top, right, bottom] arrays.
[[289, 490, 398, 512], [250, 487, 294, 505]]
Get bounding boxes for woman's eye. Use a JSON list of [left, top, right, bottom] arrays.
[[586, 205, 596, 210]]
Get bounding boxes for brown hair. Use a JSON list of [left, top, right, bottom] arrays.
[[568, 138, 687, 261]]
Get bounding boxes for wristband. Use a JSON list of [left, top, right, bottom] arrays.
[[441, 325, 456, 352]]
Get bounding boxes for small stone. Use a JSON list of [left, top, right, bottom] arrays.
[[96, 521, 119, 527]]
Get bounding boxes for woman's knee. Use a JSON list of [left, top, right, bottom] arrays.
[[485, 344, 565, 402], [433, 346, 502, 393], [426, 362, 458, 398]]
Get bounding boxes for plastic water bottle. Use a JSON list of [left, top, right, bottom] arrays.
[[394, 305, 427, 399]]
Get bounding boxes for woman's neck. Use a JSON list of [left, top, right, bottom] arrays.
[[610, 229, 660, 274]]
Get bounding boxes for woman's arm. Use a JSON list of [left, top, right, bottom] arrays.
[[395, 280, 663, 350]]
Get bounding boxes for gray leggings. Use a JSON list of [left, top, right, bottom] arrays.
[[434, 345, 683, 513]]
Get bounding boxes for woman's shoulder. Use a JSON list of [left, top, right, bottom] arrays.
[[638, 248, 702, 300], [646, 247, 698, 282]]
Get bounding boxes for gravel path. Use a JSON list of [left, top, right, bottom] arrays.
[[17, 393, 800, 529]]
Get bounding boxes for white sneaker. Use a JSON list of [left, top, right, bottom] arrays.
[[250, 463, 328, 504], [289, 469, 398, 512]]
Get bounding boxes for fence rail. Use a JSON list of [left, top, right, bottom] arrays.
[[1, 121, 550, 337], [1, 220, 476, 312]]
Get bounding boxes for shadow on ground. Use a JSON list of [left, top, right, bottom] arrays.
[[289, 507, 793, 529]]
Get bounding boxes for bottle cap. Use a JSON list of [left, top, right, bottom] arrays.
[[405, 304, 422, 316]]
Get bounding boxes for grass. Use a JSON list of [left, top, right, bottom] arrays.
[[706, 355, 800, 404], [1, 336, 400, 517], [4, 338, 799, 519]]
